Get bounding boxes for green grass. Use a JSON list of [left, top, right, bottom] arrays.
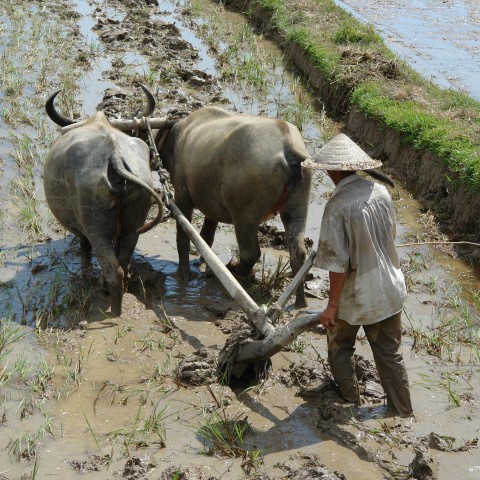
[[351, 83, 480, 189], [334, 19, 381, 45], [196, 386, 262, 472], [7, 427, 45, 462], [107, 401, 170, 455], [0, 316, 26, 362]]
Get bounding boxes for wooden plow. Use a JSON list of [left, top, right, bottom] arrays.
[[167, 194, 320, 382]]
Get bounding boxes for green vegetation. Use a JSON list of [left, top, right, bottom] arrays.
[[235, 0, 480, 190], [250, 255, 291, 304], [0, 0, 92, 244], [196, 386, 263, 473], [107, 401, 170, 454]]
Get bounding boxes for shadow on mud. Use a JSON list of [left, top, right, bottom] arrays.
[[0, 235, 173, 329]]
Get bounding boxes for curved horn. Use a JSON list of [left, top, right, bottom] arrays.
[[45, 90, 76, 127], [134, 83, 156, 119], [364, 169, 395, 187]]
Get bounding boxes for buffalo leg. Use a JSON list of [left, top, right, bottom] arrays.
[[231, 218, 261, 277], [280, 168, 312, 308], [200, 217, 218, 248], [79, 234, 92, 261], [174, 196, 194, 280], [116, 197, 150, 279], [116, 231, 139, 281], [85, 226, 124, 317]]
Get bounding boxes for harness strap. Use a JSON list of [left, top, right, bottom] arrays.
[[260, 186, 290, 222], [132, 117, 173, 203]]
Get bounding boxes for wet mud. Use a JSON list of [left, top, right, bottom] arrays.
[[0, 0, 479, 479]]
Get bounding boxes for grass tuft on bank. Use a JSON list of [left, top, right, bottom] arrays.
[[240, 0, 480, 190]]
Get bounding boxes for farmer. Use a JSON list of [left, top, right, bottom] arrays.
[[307, 133, 413, 418]]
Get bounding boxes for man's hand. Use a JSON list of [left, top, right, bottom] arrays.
[[319, 305, 338, 330], [318, 271, 346, 330]]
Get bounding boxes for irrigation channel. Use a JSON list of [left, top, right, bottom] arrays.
[[0, 0, 479, 478]]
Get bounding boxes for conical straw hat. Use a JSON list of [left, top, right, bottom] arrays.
[[303, 133, 382, 170]]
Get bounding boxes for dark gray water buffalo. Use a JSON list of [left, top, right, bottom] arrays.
[[44, 86, 164, 316], [158, 106, 312, 308]]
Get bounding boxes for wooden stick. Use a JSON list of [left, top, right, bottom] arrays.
[[109, 118, 177, 131], [60, 117, 176, 133], [166, 197, 275, 337], [267, 250, 316, 322], [397, 241, 480, 248]]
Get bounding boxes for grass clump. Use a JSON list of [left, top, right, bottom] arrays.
[[0, 317, 26, 357], [249, 256, 291, 305], [334, 18, 381, 45], [7, 427, 45, 462], [107, 396, 171, 456], [196, 386, 263, 473], [351, 83, 480, 189]]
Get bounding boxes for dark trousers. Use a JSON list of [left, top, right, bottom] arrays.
[[327, 312, 413, 417]]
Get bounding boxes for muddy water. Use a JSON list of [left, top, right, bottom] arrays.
[[334, 0, 480, 100], [0, 0, 480, 479]]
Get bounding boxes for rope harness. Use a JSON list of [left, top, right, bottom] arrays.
[[132, 116, 174, 205]]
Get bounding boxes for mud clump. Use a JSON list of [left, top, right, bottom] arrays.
[[420, 432, 478, 452], [276, 453, 347, 479], [175, 348, 219, 386], [258, 223, 314, 251], [70, 454, 111, 473], [160, 466, 218, 479], [409, 443, 438, 480], [280, 358, 327, 388], [114, 455, 156, 479]]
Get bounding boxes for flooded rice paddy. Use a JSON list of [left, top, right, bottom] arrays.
[[334, 0, 480, 100], [0, 0, 479, 478]]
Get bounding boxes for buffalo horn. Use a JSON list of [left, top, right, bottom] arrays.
[[364, 168, 395, 187], [45, 90, 75, 127], [134, 83, 155, 119]]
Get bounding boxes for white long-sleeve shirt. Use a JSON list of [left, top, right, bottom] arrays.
[[315, 174, 406, 325]]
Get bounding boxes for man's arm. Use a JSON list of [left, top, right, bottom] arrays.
[[319, 271, 347, 330]]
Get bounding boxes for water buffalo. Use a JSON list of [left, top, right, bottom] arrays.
[[158, 106, 312, 308], [44, 86, 164, 316]]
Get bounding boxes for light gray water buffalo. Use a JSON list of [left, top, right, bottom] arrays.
[[158, 106, 312, 308], [44, 86, 164, 316]]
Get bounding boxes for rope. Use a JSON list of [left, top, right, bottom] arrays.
[[131, 116, 173, 205]]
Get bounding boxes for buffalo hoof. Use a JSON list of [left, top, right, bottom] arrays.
[[226, 260, 254, 278], [110, 303, 122, 317], [176, 267, 191, 282]]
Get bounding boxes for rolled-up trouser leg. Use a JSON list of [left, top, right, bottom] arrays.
[[327, 319, 362, 404], [364, 312, 413, 417]]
